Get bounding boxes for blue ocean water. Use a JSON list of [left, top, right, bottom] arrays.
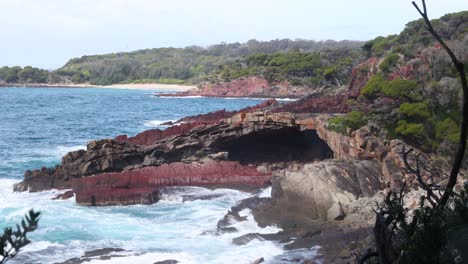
[[0, 87, 317, 263]]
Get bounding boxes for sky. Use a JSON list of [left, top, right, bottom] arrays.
[[0, 0, 467, 69]]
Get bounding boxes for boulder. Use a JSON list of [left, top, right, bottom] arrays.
[[254, 160, 384, 228]]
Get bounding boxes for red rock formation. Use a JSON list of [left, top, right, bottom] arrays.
[[159, 76, 311, 98], [126, 122, 205, 145], [347, 57, 380, 98], [114, 135, 128, 142], [126, 99, 279, 145], [177, 99, 279, 124], [72, 161, 271, 206]]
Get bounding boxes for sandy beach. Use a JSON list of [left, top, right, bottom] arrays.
[[1, 83, 196, 91], [101, 83, 196, 91]]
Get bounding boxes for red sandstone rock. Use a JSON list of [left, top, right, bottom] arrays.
[[114, 135, 128, 142], [126, 100, 279, 146], [347, 57, 380, 98], [72, 161, 271, 206], [127, 122, 205, 145], [177, 99, 279, 124], [52, 190, 75, 200], [159, 76, 310, 98]]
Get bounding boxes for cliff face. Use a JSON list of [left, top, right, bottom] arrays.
[[15, 103, 424, 208], [15, 95, 457, 262]]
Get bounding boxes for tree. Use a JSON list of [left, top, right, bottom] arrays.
[[0, 210, 40, 264], [360, 0, 468, 263]]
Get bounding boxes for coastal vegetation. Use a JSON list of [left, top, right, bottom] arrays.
[[54, 39, 362, 86], [0, 66, 49, 84], [208, 48, 361, 88], [361, 1, 468, 263], [328, 111, 367, 135], [0, 210, 40, 264]]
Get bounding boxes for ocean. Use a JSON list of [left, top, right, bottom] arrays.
[[0, 87, 317, 264]]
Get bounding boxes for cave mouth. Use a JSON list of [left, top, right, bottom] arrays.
[[224, 127, 333, 164]]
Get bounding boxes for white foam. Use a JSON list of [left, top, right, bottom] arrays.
[[87, 251, 196, 264], [33, 145, 86, 161], [238, 208, 251, 218], [0, 182, 309, 264], [21, 241, 64, 253], [257, 186, 272, 198], [276, 98, 298, 102], [142, 120, 176, 127]]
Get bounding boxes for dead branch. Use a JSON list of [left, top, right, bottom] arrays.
[[412, 0, 468, 208]]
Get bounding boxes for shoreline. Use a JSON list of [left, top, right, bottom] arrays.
[[0, 83, 196, 91]]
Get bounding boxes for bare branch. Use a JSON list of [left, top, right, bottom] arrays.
[[412, 0, 468, 208]]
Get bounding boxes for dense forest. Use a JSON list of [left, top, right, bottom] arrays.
[[0, 39, 363, 86], [55, 39, 362, 85], [0, 66, 49, 84]]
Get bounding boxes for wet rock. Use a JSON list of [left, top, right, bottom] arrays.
[[52, 190, 74, 200], [217, 197, 270, 234], [232, 233, 265, 246], [55, 248, 125, 264], [153, 260, 179, 264], [251, 257, 264, 264]]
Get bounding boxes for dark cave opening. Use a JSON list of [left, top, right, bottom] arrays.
[[224, 127, 334, 164]]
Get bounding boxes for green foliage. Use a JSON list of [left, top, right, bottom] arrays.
[[371, 183, 468, 263], [400, 183, 468, 263], [395, 120, 426, 143], [56, 39, 363, 85], [436, 118, 460, 143], [379, 53, 400, 72], [216, 49, 360, 88], [395, 102, 432, 147], [382, 79, 419, 100], [398, 102, 431, 121], [361, 73, 386, 99], [328, 111, 367, 135], [361, 74, 420, 100], [0, 66, 49, 84], [0, 210, 40, 264]]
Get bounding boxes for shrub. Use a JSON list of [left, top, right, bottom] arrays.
[[379, 53, 400, 72], [381, 79, 419, 100], [1, 210, 40, 264], [395, 120, 426, 144], [361, 73, 385, 99], [361, 75, 421, 101], [328, 111, 367, 135], [436, 118, 460, 143], [398, 102, 431, 121]]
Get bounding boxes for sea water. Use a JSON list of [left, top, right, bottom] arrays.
[[0, 87, 317, 263]]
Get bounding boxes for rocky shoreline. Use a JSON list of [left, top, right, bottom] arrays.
[[13, 58, 461, 262]]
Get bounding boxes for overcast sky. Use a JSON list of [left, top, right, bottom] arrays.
[[0, 0, 467, 69]]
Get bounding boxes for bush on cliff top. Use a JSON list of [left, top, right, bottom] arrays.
[[328, 111, 367, 135], [361, 74, 420, 101], [379, 53, 401, 73], [398, 102, 431, 122]]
